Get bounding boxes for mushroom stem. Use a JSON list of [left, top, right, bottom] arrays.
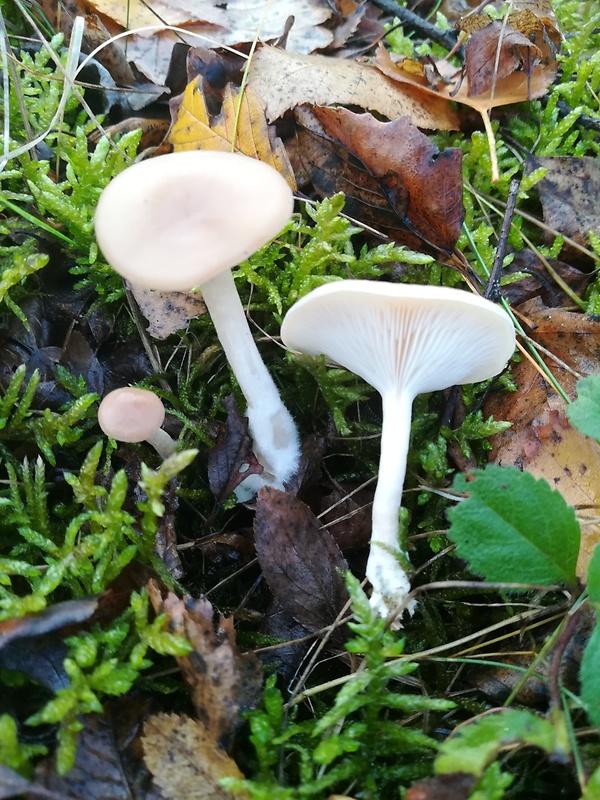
[[367, 390, 415, 624], [145, 428, 177, 459], [199, 269, 300, 490]]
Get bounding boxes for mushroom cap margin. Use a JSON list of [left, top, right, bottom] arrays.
[[94, 151, 294, 292], [280, 281, 516, 397], [98, 387, 166, 442]]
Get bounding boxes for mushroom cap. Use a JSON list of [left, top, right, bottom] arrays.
[[98, 387, 166, 442], [280, 281, 515, 397], [94, 151, 294, 292]]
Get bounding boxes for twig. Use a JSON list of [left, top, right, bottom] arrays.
[[485, 178, 520, 301], [370, 0, 459, 52]]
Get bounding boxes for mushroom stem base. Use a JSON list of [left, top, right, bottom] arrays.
[[366, 546, 415, 630], [200, 269, 300, 496]]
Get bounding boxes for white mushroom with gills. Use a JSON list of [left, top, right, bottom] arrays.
[[98, 387, 176, 458], [94, 150, 300, 497], [280, 280, 516, 625]]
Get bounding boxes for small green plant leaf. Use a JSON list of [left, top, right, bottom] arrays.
[[435, 709, 564, 777], [449, 466, 580, 587], [587, 546, 600, 606], [568, 375, 600, 442], [582, 765, 600, 800], [580, 622, 600, 730]]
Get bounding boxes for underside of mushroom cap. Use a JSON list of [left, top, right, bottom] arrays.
[[281, 281, 515, 396], [94, 151, 294, 292]]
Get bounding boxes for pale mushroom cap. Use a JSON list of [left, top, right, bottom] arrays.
[[98, 387, 166, 442], [94, 151, 294, 292], [280, 281, 515, 397]]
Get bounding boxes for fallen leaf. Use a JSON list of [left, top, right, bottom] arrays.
[[169, 79, 296, 188], [484, 298, 600, 579], [500, 249, 589, 307], [85, 0, 225, 31], [33, 700, 165, 799], [208, 395, 264, 503], [0, 597, 98, 650], [525, 156, 600, 264], [142, 713, 248, 800], [147, 583, 262, 750], [247, 45, 460, 130], [374, 25, 558, 181], [308, 106, 464, 254], [221, 0, 333, 53], [129, 282, 206, 340], [254, 487, 350, 631]]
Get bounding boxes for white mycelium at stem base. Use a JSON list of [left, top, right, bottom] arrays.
[[281, 281, 516, 626], [94, 150, 300, 495]]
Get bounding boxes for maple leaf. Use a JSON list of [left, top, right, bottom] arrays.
[[169, 77, 296, 189]]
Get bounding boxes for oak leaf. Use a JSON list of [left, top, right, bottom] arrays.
[[169, 78, 296, 189]]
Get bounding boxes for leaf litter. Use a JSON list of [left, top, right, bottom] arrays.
[[4, 0, 600, 796]]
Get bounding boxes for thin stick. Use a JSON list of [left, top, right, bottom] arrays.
[[485, 178, 520, 301]]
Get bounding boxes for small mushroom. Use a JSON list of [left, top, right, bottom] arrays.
[[98, 387, 176, 458], [281, 280, 516, 625], [94, 151, 300, 496]]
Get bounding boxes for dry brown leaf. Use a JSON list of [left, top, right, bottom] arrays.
[[147, 584, 262, 750], [143, 713, 247, 800], [222, 0, 333, 52], [129, 282, 205, 340], [484, 298, 600, 579], [85, 0, 226, 30], [374, 33, 557, 181], [247, 45, 460, 130], [525, 156, 600, 263], [309, 106, 464, 254], [169, 78, 296, 188]]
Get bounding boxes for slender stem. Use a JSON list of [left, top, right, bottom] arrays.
[[200, 270, 300, 487], [146, 429, 176, 459], [366, 390, 415, 624], [371, 391, 413, 551]]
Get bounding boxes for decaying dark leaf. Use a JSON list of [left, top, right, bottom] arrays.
[[259, 600, 312, 682], [484, 298, 600, 579], [147, 582, 262, 751], [254, 487, 350, 631], [33, 700, 165, 800], [142, 713, 247, 800], [208, 395, 264, 503], [309, 106, 464, 255], [501, 249, 589, 307], [0, 598, 98, 650], [525, 155, 600, 264]]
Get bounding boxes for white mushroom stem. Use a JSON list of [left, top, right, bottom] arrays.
[[200, 269, 300, 490], [145, 429, 177, 459], [366, 390, 416, 625]]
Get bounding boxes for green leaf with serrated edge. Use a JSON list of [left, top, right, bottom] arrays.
[[435, 710, 560, 776], [581, 622, 600, 730], [588, 546, 600, 607], [568, 375, 600, 442], [449, 466, 580, 587]]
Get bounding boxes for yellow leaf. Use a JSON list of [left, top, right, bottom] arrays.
[[169, 77, 296, 189]]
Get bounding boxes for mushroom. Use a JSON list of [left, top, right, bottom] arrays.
[[280, 280, 516, 624], [98, 387, 176, 458], [94, 150, 300, 496]]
